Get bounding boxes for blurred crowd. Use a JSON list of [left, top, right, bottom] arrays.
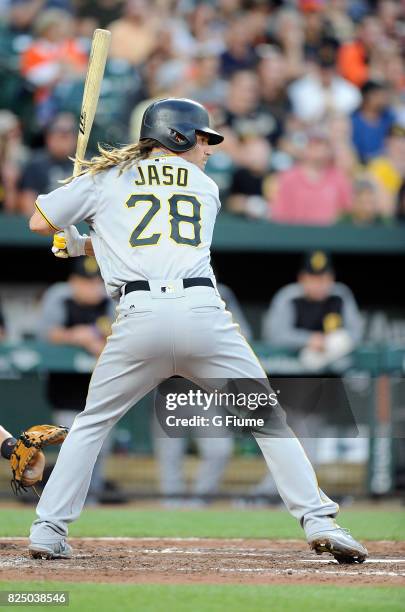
[[1, 0, 405, 224]]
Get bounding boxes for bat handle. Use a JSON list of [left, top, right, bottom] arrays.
[[53, 229, 69, 259], [54, 250, 70, 259]]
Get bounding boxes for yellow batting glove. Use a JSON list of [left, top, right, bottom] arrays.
[[51, 226, 87, 258], [52, 232, 69, 259]]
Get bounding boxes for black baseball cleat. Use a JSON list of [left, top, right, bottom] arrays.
[[308, 527, 368, 564]]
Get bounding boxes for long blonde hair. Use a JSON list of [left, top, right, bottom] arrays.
[[62, 139, 158, 183]]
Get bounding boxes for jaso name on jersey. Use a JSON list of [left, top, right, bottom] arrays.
[[135, 163, 188, 188]]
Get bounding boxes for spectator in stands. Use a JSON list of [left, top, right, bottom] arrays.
[[18, 113, 76, 216], [344, 177, 383, 226], [324, 0, 355, 43], [226, 136, 273, 219], [0, 111, 28, 214], [108, 0, 160, 67], [338, 15, 384, 87], [37, 257, 118, 503], [38, 256, 113, 355], [20, 9, 87, 125], [184, 42, 227, 112], [220, 14, 257, 77], [219, 69, 279, 167], [269, 7, 305, 80], [216, 0, 243, 24], [377, 0, 401, 43], [243, 0, 272, 49], [276, 110, 319, 168], [299, 0, 331, 61], [384, 48, 405, 120], [351, 80, 395, 164], [187, 2, 222, 47], [6, 0, 44, 34], [256, 46, 291, 135], [262, 251, 362, 369], [271, 127, 352, 225], [288, 37, 361, 122], [74, 0, 124, 29], [369, 37, 404, 92], [367, 124, 405, 216], [327, 113, 359, 179]]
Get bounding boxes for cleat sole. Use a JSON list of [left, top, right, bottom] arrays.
[[309, 538, 367, 564]]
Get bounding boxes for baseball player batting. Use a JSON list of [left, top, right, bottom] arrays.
[[28, 98, 367, 564]]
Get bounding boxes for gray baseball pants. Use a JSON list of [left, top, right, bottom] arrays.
[[30, 281, 339, 544], [53, 410, 112, 501]]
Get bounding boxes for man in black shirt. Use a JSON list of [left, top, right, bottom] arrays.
[[263, 251, 362, 368], [227, 136, 273, 218], [19, 113, 76, 216]]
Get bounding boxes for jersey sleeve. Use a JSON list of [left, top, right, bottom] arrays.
[[35, 173, 99, 230]]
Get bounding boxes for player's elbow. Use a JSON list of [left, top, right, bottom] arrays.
[[29, 211, 54, 235], [29, 214, 40, 233]]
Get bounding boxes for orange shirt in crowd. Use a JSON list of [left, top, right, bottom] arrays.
[[21, 40, 87, 102], [337, 41, 368, 88]]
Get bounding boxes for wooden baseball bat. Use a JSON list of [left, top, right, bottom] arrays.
[[73, 28, 111, 175], [55, 28, 111, 258]]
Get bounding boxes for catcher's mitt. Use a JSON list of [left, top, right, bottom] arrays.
[[10, 425, 68, 494]]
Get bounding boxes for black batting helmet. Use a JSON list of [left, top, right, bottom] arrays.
[[140, 98, 224, 152]]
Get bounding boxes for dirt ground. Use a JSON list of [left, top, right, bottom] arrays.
[[1, 538, 405, 586]]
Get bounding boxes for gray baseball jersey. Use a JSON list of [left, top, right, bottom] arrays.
[[36, 155, 219, 298], [31, 153, 339, 547]]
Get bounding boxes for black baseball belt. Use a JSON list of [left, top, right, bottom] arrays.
[[124, 277, 214, 295]]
